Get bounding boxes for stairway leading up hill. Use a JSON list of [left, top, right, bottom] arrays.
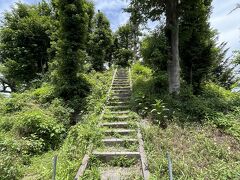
[[75, 68, 150, 180]]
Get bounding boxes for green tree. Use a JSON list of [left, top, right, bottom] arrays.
[[212, 43, 238, 89], [0, 2, 52, 91], [52, 0, 90, 100], [179, 0, 217, 93], [125, 0, 143, 61], [141, 28, 167, 72], [88, 11, 113, 71], [113, 23, 134, 66], [128, 0, 181, 94]]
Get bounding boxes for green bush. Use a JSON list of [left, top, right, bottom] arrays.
[[0, 116, 14, 132], [132, 62, 152, 79], [0, 153, 21, 180], [0, 93, 32, 114], [115, 48, 133, 66], [31, 83, 55, 103], [47, 98, 73, 126], [13, 108, 65, 151], [212, 108, 240, 141]]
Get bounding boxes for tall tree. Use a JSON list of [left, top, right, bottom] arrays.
[[179, 0, 216, 93], [0, 2, 52, 91], [128, 0, 181, 94], [113, 23, 134, 66], [88, 11, 113, 71], [52, 0, 90, 99], [141, 28, 167, 72], [166, 0, 180, 94], [212, 42, 237, 89], [125, 0, 142, 61]]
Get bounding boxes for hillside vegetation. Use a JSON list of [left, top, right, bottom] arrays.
[[130, 63, 240, 179], [0, 70, 113, 179], [0, 0, 240, 179]]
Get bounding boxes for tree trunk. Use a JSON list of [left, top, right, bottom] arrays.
[[133, 24, 139, 62], [166, 0, 181, 94]]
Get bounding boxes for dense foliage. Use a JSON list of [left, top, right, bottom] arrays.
[[131, 63, 240, 138], [179, 0, 216, 92], [51, 0, 91, 100], [88, 11, 113, 71], [0, 68, 113, 179], [113, 23, 134, 66], [130, 63, 240, 178], [0, 0, 239, 179], [0, 2, 52, 91]]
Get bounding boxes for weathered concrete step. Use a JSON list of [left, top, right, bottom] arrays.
[[112, 84, 129, 87], [112, 90, 131, 93], [111, 93, 131, 97], [114, 76, 128, 78], [100, 165, 142, 180], [112, 85, 129, 88], [116, 73, 127, 75], [110, 96, 130, 101], [115, 76, 128, 78], [112, 87, 131, 90], [106, 105, 129, 110], [108, 101, 129, 106], [113, 81, 129, 84], [115, 75, 128, 77], [104, 129, 136, 136], [109, 110, 130, 114], [112, 85, 130, 88], [102, 138, 138, 146], [103, 115, 130, 121], [113, 80, 129, 83], [92, 151, 140, 161], [101, 122, 129, 128], [113, 82, 130, 87], [113, 80, 128, 82]]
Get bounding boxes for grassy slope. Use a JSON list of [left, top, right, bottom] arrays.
[[0, 69, 113, 180], [130, 63, 240, 179]]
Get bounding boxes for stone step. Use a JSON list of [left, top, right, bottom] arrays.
[[109, 110, 130, 114], [112, 92, 131, 95], [108, 101, 129, 106], [103, 115, 130, 121], [112, 84, 129, 87], [114, 76, 128, 78], [111, 94, 131, 99], [113, 80, 129, 82], [112, 87, 131, 90], [104, 129, 136, 136], [115, 77, 128, 79], [112, 83, 129, 86], [106, 105, 129, 110], [113, 79, 129, 83], [110, 96, 130, 101], [113, 81, 129, 84], [100, 165, 142, 180], [102, 138, 138, 146], [112, 85, 129, 88], [101, 122, 129, 128], [115, 74, 128, 76], [112, 89, 131, 93], [92, 151, 140, 161], [115, 74, 128, 78]]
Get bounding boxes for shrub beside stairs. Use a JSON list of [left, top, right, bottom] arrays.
[[75, 68, 150, 180]]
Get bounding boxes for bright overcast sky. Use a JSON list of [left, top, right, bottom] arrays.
[[0, 0, 240, 56]]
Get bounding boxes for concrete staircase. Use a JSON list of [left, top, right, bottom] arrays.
[[75, 68, 149, 180]]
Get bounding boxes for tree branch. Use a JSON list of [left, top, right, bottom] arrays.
[[228, 3, 240, 14]]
